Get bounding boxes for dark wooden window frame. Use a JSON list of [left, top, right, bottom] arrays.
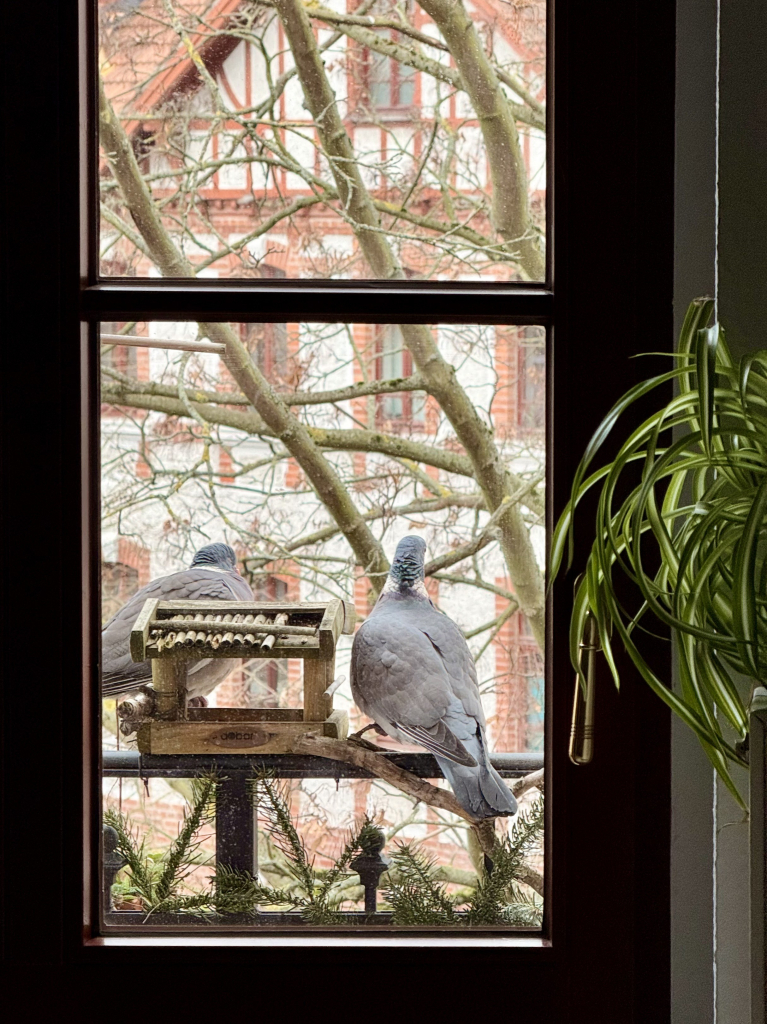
[[2, 0, 675, 1016]]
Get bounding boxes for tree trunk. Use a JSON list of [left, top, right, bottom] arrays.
[[271, 0, 545, 647], [417, 0, 544, 281]]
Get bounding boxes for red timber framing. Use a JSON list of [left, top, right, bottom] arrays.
[[1, 0, 675, 1019]]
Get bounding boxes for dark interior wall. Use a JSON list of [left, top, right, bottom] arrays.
[[1, 2, 679, 1016], [719, 0, 767, 358], [671, 1, 718, 1020]]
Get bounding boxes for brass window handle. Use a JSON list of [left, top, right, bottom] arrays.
[[569, 611, 598, 765]]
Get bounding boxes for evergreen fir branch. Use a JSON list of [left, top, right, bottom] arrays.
[[154, 773, 217, 904], [253, 775, 317, 897], [216, 865, 310, 912], [318, 815, 379, 900], [506, 797, 545, 864], [104, 807, 156, 905], [465, 798, 544, 925], [383, 843, 457, 924]]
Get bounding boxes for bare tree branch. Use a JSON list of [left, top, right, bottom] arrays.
[[418, 0, 544, 280], [99, 74, 390, 592]]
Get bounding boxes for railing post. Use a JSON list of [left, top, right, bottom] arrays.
[[750, 687, 767, 1024], [351, 826, 389, 915], [103, 824, 127, 911], [215, 772, 257, 880]]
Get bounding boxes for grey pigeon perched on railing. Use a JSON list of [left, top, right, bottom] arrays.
[[101, 543, 253, 702], [350, 536, 517, 819]]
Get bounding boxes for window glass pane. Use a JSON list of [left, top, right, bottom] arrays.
[[100, 320, 545, 929], [98, 0, 546, 280]]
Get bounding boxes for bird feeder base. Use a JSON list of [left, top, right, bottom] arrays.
[[136, 707, 348, 755], [127, 597, 355, 755]]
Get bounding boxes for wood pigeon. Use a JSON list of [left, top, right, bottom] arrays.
[[350, 536, 517, 819], [101, 542, 253, 702]]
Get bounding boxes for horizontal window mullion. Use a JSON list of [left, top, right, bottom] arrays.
[[81, 283, 554, 325]]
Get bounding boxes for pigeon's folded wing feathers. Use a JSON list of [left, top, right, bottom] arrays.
[[101, 569, 252, 698], [409, 611, 486, 728], [351, 617, 478, 767]]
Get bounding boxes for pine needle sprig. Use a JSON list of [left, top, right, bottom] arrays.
[[466, 798, 544, 925], [506, 797, 545, 865], [318, 815, 380, 897], [253, 775, 317, 897], [499, 884, 544, 927], [154, 773, 217, 906], [383, 843, 457, 924], [104, 807, 156, 905]]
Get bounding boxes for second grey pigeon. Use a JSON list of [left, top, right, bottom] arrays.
[[350, 536, 517, 819], [102, 542, 253, 702]]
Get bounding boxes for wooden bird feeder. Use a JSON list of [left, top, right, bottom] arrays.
[[128, 598, 355, 755]]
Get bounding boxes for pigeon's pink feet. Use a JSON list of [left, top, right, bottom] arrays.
[[348, 722, 386, 750], [187, 696, 209, 709]]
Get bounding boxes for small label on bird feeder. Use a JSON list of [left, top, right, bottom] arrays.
[[210, 727, 271, 748]]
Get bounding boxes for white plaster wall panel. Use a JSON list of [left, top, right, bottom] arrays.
[[249, 137, 273, 192], [283, 59, 306, 121], [299, 233, 354, 278], [454, 126, 488, 188], [148, 150, 174, 190], [297, 323, 354, 427], [148, 319, 198, 380], [299, 778, 355, 828], [437, 324, 496, 432], [419, 22, 449, 111], [176, 233, 220, 259], [219, 40, 247, 109], [186, 84, 214, 116], [387, 127, 416, 187], [528, 128, 546, 192], [319, 31, 348, 119], [439, 577, 495, 637], [217, 136, 249, 190], [285, 129, 316, 190], [186, 130, 214, 189], [455, 83, 475, 120], [354, 127, 383, 189], [493, 35, 528, 106], [243, 232, 288, 263], [246, 22, 284, 108]]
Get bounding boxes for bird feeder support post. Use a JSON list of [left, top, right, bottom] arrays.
[[303, 598, 346, 723], [152, 659, 188, 720], [303, 660, 333, 722], [215, 772, 257, 882]]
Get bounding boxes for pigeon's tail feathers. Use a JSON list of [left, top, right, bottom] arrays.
[[101, 672, 152, 698], [435, 730, 517, 819], [394, 720, 478, 767]]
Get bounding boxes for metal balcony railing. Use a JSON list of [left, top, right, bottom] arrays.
[[101, 749, 543, 929]]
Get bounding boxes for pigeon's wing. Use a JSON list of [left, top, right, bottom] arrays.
[[351, 616, 477, 767], [408, 605, 487, 728], [101, 569, 253, 698]]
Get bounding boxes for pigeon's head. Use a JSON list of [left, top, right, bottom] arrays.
[[387, 535, 427, 593], [190, 543, 238, 572]]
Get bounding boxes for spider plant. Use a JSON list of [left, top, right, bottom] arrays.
[[551, 297, 767, 808]]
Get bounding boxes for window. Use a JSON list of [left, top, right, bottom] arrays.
[[3, 0, 678, 999], [98, 315, 546, 931], [97, 0, 546, 281], [375, 325, 426, 427], [518, 331, 545, 433], [243, 322, 289, 385], [361, 2, 418, 113], [94, 0, 550, 939]]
